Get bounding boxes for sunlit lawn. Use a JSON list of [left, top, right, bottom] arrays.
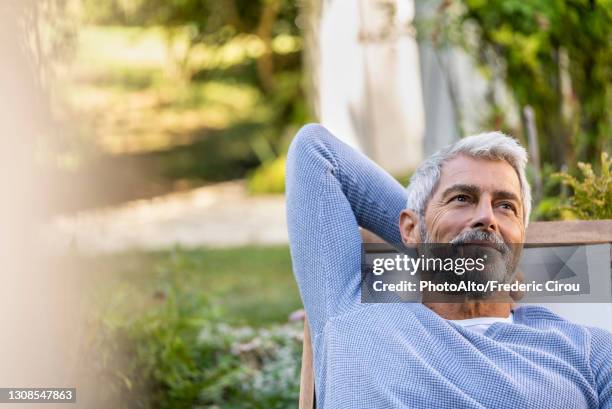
[[86, 246, 302, 327], [58, 25, 297, 156]]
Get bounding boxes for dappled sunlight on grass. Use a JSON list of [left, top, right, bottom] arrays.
[[77, 26, 170, 69], [61, 25, 277, 155], [62, 79, 267, 154]]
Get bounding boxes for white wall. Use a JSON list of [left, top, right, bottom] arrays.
[[318, 0, 425, 175]]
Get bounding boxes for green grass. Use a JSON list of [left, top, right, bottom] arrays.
[[85, 246, 302, 327]]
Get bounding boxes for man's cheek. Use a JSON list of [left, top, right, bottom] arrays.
[[435, 214, 471, 242], [500, 222, 524, 244]]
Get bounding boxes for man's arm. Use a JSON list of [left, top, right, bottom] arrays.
[[590, 327, 612, 408], [285, 124, 407, 335]]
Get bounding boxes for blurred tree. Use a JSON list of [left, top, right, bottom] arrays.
[[81, 0, 300, 93], [78, 0, 312, 189]]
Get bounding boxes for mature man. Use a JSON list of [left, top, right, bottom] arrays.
[[285, 124, 612, 408]]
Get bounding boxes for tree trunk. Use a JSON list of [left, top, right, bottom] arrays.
[[256, 0, 282, 93]]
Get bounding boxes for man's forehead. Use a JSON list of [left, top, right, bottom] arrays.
[[436, 154, 522, 195]]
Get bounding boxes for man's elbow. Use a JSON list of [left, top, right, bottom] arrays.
[[287, 123, 331, 160]]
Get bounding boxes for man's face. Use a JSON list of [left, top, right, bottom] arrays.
[[400, 154, 526, 298], [422, 154, 525, 245]]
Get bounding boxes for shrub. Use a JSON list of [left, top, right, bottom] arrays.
[[247, 155, 286, 194], [90, 272, 302, 409], [553, 152, 612, 220]]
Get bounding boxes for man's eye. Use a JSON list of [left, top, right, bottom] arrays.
[[452, 195, 469, 203], [499, 202, 515, 211]]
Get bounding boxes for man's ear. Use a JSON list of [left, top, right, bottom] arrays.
[[399, 209, 420, 245]]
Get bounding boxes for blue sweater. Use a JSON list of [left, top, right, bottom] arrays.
[[285, 124, 612, 408], [313, 303, 611, 408]]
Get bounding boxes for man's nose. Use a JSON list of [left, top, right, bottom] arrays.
[[470, 199, 499, 232]]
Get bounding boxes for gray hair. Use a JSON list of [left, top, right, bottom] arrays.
[[406, 132, 532, 226]]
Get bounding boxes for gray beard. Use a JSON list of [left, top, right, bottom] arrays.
[[418, 220, 520, 299]]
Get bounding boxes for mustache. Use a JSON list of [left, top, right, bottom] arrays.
[[449, 229, 510, 254]]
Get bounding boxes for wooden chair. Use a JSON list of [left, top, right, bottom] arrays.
[[298, 220, 612, 409]]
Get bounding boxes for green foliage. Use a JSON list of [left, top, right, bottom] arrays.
[[248, 155, 286, 194], [553, 152, 612, 220], [88, 247, 303, 408], [532, 196, 563, 221], [529, 162, 564, 221], [81, 0, 299, 39], [429, 0, 612, 167], [95, 292, 302, 408], [81, 0, 301, 87]]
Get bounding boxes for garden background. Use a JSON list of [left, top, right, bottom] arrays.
[[1, 0, 610, 408]]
